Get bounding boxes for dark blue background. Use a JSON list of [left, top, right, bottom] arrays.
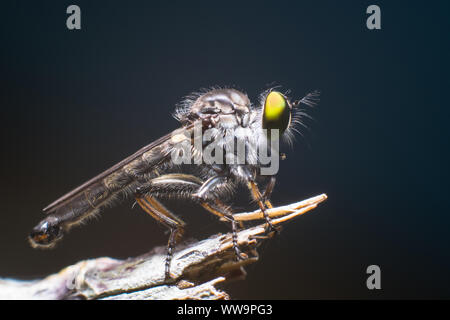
[[0, 0, 449, 298]]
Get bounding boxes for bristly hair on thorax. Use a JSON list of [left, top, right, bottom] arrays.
[[172, 85, 248, 123]]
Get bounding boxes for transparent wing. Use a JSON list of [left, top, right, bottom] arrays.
[[43, 125, 195, 222]]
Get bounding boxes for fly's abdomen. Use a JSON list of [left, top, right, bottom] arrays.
[[29, 135, 180, 249]]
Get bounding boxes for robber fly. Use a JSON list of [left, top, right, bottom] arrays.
[[29, 87, 318, 279]]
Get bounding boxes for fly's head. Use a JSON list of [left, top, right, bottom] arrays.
[[172, 87, 319, 174]]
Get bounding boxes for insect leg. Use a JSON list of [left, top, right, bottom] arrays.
[[262, 176, 276, 209], [199, 200, 246, 260], [134, 191, 187, 280], [192, 175, 246, 260], [192, 175, 227, 200], [135, 173, 217, 278], [247, 178, 280, 235], [141, 174, 245, 261]]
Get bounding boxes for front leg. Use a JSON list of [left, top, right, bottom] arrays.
[[246, 175, 280, 236], [262, 176, 276, 209]]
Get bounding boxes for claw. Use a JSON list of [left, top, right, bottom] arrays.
[[264, 221, 281, 237], [164, 271, 177, 281], [234, 247, 248, 261]]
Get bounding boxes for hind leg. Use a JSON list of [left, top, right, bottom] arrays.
[[136, 174, 246, 278]]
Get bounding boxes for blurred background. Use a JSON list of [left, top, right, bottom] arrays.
[[0, 0, 449, 299]]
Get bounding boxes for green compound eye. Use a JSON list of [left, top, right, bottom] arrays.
[[263, 91, 291, 134]]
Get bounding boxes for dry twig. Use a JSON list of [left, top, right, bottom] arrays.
[[0, 194, 327, 300]]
